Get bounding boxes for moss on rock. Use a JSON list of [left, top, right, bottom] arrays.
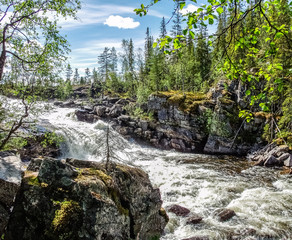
[[52, 200, 81, 232]]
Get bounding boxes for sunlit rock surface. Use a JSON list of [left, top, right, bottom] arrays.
[[0, 151, 23, 235], [4, 157, 168, 240]]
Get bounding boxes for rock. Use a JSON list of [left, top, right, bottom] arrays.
[[53, 101, 63, 106], [278, 153, 290, 162], [62, 100, 75, 108], [182, 237, 209, 240], [116, 98, 129, 106], [5, 158, 167, 240], [108, 104, 123, 118], [216, 209, 236, 221], [75, 109, 99, 123], [83, 105, 93, 111], [284, 155, 292, 167], [94, 106, 106, 117], [117, 115, 130, 123], [264, 155, 281, 167], [139, 120, 148, 131], [167, 204, 190, 217], [0, 152, 23, 236], [186, 214, 203, 225], [107, 97, 120, 104]]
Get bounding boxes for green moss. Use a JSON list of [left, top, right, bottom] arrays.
[[24, 171, 40, 186], [52, 200, 81, 232], [108, 188, 129, 216], [116, 164, 146, 178], [153, 91, 208, 113], [76, 168, 112, 186], [218, 96, 234, 105]]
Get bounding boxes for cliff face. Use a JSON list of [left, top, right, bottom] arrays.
[[72, 81, 269, 156], [4, 158, 168, 240]]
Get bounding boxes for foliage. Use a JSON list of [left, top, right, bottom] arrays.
[[134, 0, 292, 145], [41, 132, 64, 148]]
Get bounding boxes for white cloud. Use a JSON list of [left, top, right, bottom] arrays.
[[104, 15, 140, 29], [179, 4, 199, 15], [54, 4, 140, 29]]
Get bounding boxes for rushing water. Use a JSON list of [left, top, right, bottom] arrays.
[[39, 106, 292, 240]]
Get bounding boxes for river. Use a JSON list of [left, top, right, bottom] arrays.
[[39, 106, 292, 240]]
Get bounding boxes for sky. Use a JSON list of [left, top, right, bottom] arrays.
[[58, 0, 204, 76]]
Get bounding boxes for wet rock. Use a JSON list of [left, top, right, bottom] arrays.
[[216, 209, 236, 221], [75, 109, 99, 123], [284, 155, 292, 167], [5, 158, 167, 240], [83, 105, 93, 111], [0, 152, 23, 236], [181, 236, 209, 240], [62, 100, 76, 108], [186, 214, 203, 225], [53, 101, 63, 106], [264, 155, 280, 167], [249, 144, 291, 168], [167, 204, 190, 217]]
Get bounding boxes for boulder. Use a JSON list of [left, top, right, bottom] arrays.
[[108, 104, 123, 118], [0, 152, 23, 236], [167, 204, 190, 217], [284, 155, 292, 167], [264, 155, 281, 167], [94, 106, 107, 117], [5, 158, 168, 240], [62, 100, 76, 108], [216, 209, 236, 221], [186, 214, 203, 225], [75, 109, 99, 123]]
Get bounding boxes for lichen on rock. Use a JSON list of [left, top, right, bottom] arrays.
[[4, 158, 168, 240]]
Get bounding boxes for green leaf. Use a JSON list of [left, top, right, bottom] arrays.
[[208, 18, 214, 25], [180, 2, 186, 10], [153, 42, 158, 48], [216, 7, 224, 15], [245, 90, 251, 96], [275, 32, 284, 39], [189, 30, 195, 39]]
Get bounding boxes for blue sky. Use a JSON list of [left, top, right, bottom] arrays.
[[59, 0, 204, 76]]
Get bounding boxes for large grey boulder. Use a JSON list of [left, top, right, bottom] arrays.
[[5, 158, 168, 240], [0, 152, 23, 235]]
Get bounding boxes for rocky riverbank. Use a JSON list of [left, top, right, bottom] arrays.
[[1, 154, 168, 239], [54, 81, 291, 167]]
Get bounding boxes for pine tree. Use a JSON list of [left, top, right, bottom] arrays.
[[170, 0, 183, 38], [160, 17, 167, 39], [98, 47, 112, 83], [85, 68, 91, 84], [73, 68, 79, 85], [110, 47, 118, 73], [144, 27, 153, 75], [65, 64, 73, 82]]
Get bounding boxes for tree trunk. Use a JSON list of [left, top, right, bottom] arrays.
[[0, 49, 6, 82]]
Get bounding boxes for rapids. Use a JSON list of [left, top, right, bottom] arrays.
[[39, 107, 292, 240]]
